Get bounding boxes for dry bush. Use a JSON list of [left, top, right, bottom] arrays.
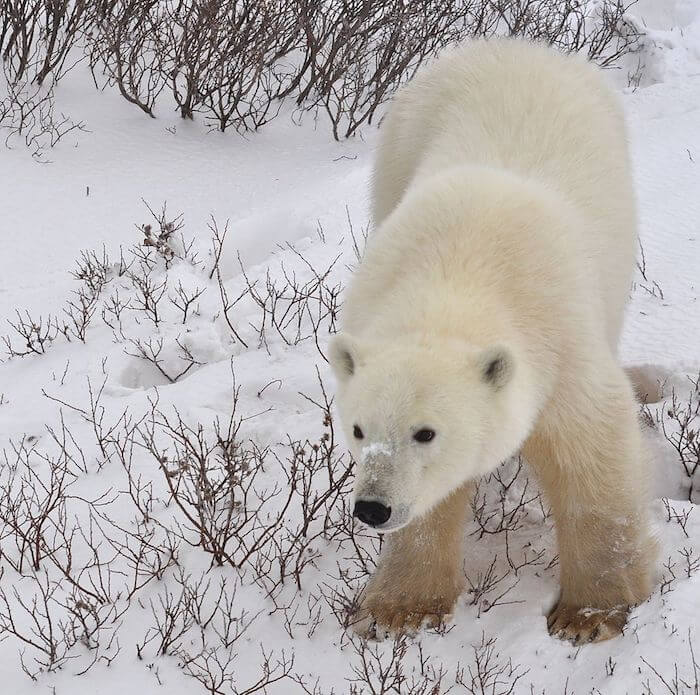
[[134, 367, 353, 599], [662, 498, 695, 539], [345, 634, 452, 695], [3, 309, 62, 356], [2, 0, 644, 142], [1, 0, 90, 86], [0, 1, 89, 156], [0, 332, 354, 682], [290, 0, 462, 139], [291, 0, 434, 135], [2, 245, 111, 357], [2, 202, 344, 390], [0, 67, 86, 159], [455, 633, 530, 695], [161, 0, 292, 132], [470, 456, 550, 574], [290, 0, 642, 139], [238, 246, 342, 357], [474, 0, 642, 67], [657, 375, 700, 502], [86, 0, 299, 131], [0, 419, 177, 677], [635, 240, 665, 300], [87, 0, 168, 118], [641, 629, 700, 695]]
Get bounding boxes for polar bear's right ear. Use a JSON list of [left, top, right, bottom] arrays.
[[478, 345, 513, 390], [328, 333, 362, 382]]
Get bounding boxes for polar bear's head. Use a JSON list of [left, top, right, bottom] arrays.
[[330, 333, 530, 532]]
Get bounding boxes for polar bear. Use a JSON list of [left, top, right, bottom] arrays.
[[329, 38, 657, 644]]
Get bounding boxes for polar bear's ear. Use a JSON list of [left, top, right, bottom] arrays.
[[479, 346, 513, 389], [328, 333, 361, 381]]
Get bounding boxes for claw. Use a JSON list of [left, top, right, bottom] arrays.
[[547, 602, 629, 644]]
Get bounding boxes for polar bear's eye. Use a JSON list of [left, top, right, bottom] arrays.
[[353, 425, 364, 440], [413, 428, 435, 443]]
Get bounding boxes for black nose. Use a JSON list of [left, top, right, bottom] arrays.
[[353, 500, 392, 527]]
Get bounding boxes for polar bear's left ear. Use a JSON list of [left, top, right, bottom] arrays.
[[328, 333, 362, 382], [478, 346, 513, 389]]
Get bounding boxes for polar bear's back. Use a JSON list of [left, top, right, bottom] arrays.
[[370, 38, 637, 350], [372, 39, 631, 223]]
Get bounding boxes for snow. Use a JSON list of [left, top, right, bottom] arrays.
[[2, 2, 700, 693], [361, 442, 394, 461]]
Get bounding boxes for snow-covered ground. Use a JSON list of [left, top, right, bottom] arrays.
[[1, 2, 700, 693]]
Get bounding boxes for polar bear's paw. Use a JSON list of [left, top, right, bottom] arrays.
[[350, 584, 459, 639], [547, 602, 629, 644]]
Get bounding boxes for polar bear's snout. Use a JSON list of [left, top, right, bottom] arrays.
[[353, 499, 391, 527], [350, 442, 418, 532], [352, 466, 414, 532], [352, 495, 411, 532]]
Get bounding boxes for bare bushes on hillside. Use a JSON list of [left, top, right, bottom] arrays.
[[0, 1, 90, 157], [2, 203, 343, 377], [478, 0, 643, 68], [86, 0, 298, 129], [297, 0, 643, 139], [290, 0, 465, 139], [4, 209, 700, 691], [0, 350, 540, 692], [86, 0, 168, 118], [1, 0, 91, 86], [0, 353, 354, 681], [2, 0, 644, 146]]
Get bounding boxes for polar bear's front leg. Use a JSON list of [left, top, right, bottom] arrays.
[[352, 482, 473, 637], [524, 366, 657, 645]]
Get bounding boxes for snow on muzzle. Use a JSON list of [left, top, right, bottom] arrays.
[[352, 443, 413, 532]]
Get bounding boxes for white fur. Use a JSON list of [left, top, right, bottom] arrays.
[[331, 38, 637, 528]]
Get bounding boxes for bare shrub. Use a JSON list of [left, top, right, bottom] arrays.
[[134, 367, 351, 598], [470, 457, 549, 574], [659, 375, 700, 501], [1, 1, 43, 83], [2, 247, 110, 357], [0, 569, 81, 677], [181, 644, 294, 695], [290, 0, 643, 139], [209, 219, 250, 348], [63, 248, 113, 342], [161, 0, 237, 122], [148, 0, 294, 131], [662, 498, 694, 539], [144, 571, 296, 693], [475, 0, 642, 67], [641, 629, 700, 695], [305, 1, 462, 139], [455, 633, 530, 695], [0, 67, 86, 159], [254, 372, 353, 596], [125, 336, 202, 383], [0, 435, 77, 573], [0, 1, 89, 156], [635, 240, 665, 300], [0, 418, 177, 676], [2, 201, 345, 387], [138, 204, 185, 265], [3, 309, 63, 357], [138, 390, 285, 571], [465, 555, 524, 618], [238, 246, 342, 357], [346, 634, 449, 695], [88, 0, 168, 117], [2, 0, 645, 142], [1, 0, 90, 86]]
